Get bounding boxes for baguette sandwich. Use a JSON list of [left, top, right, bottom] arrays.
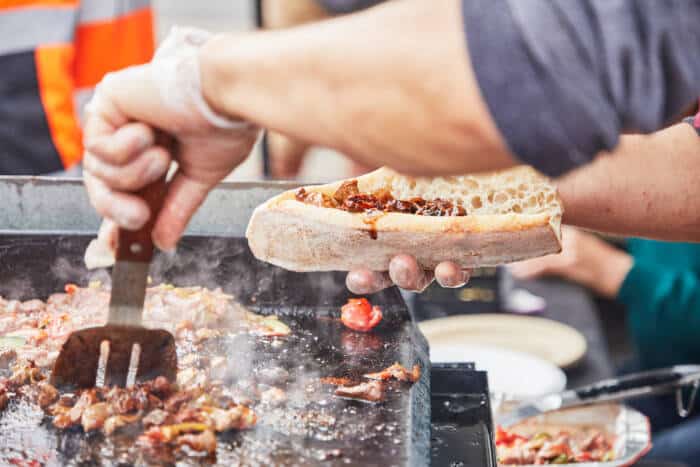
[[246, 166, 563, 272]]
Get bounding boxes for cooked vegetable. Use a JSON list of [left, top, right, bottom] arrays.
[[341, 298, 382, 332]]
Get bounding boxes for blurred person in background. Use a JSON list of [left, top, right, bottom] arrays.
[[509, 113, 700, 466], [260, 0, 379, 179], [0, 0, 154, 176]]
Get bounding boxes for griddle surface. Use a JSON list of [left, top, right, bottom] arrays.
[[0, 234, 430, 466]]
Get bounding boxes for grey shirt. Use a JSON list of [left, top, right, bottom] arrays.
[[321, 0, 700, 176]]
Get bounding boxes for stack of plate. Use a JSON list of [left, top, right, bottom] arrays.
[[419, 314, 587, 400]]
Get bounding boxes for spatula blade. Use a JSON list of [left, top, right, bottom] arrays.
[[50, 325, 177, 390]]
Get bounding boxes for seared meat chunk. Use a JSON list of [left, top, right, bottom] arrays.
[[364, 362, 420, 383], [81, 402, 112, 432], [103, 414, 141, 435], [333, 180, 360, 204], [36, 381, 58, 409], [177, 429, 217, 455], [334, 380, 385, 403], [143, 409, 173, 428], [68, 390, 99, 424]]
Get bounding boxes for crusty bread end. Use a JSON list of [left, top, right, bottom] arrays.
[[246, 166, 562, 272]]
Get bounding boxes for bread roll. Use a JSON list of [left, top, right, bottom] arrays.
[[246, 166, 563, 272]]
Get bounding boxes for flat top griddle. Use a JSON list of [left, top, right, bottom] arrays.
[[0, 234, 430, 466]]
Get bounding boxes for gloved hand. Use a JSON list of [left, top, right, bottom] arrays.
[[346, 256, 471, 294], [83, 27, 259, 256]]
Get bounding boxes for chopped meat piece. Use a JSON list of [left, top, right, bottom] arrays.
[[320, 376, 354, 386], [173, 407, 208, 424], [364, 363, 421, 383], [209, 405, 256, 432], [68, 390, 99, 424], [260, 387, 287, 406], [176, 429, 217, 455], [7, 361, 43, 389], [142, 409, 173, 428], [295, 188, 338, 208], [340, 298, 382, 332], [334, 380, 385, 403], [36, 382, 58, 409], [81, 402, 112, 432], [57, 393, 77, 407], [332, 180, 360, 204], [104, 387, 140, 414], [343, 193, 381, 212], [164, 391, 196, 413], [103, 414, 140, 435]]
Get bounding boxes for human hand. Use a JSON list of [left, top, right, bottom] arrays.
[[508, 226, 632, 298], [346, 254, 472, 294], [83, 27, 259, 252]]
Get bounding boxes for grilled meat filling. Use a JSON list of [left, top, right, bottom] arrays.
[[295, 180, 467, 216]]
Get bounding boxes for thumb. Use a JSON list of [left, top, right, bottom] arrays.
[[152, 171, 211, 251]]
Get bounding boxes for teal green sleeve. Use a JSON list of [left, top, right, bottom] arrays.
[[618, 261, 700, 368]]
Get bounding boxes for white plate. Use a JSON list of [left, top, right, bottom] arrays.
[[419, 314, 587, 368], [430, 343, 567, 400]]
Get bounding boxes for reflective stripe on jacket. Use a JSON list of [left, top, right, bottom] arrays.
[[0, 0, 154, 175]]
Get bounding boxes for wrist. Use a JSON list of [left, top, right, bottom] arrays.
[[199, 33, 245, 121], [588, 247, 633, 298]]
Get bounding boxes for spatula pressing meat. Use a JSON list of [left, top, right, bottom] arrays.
[[51, 177, 177, 390]]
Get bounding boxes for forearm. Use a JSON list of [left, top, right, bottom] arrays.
[[200, 0, 513, 176], [558, 123, 700, 241]]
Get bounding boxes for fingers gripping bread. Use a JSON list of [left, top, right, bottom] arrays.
[[246, 166, 563, 272]]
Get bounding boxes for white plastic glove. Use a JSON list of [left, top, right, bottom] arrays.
[[83, 27, 259, 267]]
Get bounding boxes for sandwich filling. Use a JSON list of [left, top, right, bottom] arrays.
[[295, 180, 467, 217]]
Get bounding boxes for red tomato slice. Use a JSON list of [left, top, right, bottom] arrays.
[[341, 298, 383, 332]]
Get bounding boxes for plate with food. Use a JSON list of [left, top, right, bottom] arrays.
[[419, 313, 587, 369], [495, 404, 651, 466]]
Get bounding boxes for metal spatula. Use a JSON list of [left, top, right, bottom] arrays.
[[51, 177, 177, 390]]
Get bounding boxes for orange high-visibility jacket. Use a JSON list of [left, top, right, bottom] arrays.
[[0, 0, 155, 174]]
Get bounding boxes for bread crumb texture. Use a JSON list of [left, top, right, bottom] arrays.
[[356, 166, 561, 217]]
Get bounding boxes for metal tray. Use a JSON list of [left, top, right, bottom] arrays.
[[497, 404, 651, 467]]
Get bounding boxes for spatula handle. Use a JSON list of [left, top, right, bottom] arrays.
[[116, 176, 168, 263]]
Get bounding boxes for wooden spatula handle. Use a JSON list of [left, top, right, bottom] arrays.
[[116, 175, 168, 263]]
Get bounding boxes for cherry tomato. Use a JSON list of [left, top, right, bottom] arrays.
[[64, 283, 78, 294], [341, 298, 382, 332]]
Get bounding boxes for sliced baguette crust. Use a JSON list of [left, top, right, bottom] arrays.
[[246, 167, 562, 272]]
